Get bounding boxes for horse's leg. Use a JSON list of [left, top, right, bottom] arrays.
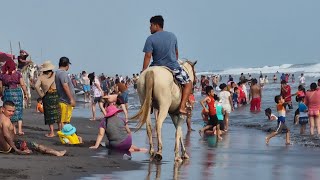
[[154, 106, 169, 161], [146, 107, 155, 159], [170, 114, 183, 162], [178, 115, 189, 159]]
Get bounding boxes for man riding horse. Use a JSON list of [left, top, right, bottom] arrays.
[[17, 50, 32, 70], [133, 15, 196, 162], [142, 15, 192, 114]]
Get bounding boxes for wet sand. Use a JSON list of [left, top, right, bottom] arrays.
[[0, 105, 142, 180], [100, 124, 320, 180]]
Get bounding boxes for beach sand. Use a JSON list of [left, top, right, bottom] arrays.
[[0, 101, 142, 180]]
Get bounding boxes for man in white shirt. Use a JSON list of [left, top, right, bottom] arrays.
[[299, 73, 305, 86]]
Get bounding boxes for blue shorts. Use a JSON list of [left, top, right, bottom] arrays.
[[173, 67, 190, 85], [83, 85, 90, 92], [119, 90, 129, 104]]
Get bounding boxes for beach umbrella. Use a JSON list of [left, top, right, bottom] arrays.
[[0, 51, 14, 62]]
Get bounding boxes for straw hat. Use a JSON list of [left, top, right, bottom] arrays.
[[105, 105, 123, 118], [40, 61, 55, 71]]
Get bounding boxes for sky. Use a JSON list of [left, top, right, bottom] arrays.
[[1, 0, 320, 76]]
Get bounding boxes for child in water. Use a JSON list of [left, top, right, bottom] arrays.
[[265, 95, 291, 145], [297, 96, 308, 135], [199, 86, 220, 138]]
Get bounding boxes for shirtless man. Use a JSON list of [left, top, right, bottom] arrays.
[[0, 101, 66, 156], [249, 78, 262, 112]]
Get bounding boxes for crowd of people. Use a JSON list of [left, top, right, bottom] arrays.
[[197, 71, 320, 145], [0, 55, 145, 157], [1, 14, 319, 161]]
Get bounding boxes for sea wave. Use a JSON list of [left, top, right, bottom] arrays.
[[197, 63, 320, 77]]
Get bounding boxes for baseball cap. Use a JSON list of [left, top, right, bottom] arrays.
[[59, 57, 71, 66]]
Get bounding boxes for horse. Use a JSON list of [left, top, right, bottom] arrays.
[[20, 62, 37, 108], [131, 60, 197, 162]]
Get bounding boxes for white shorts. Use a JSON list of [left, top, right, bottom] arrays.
[[222, 104, 232, 114]]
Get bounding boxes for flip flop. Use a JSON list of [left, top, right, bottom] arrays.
[[45, 134, 56, 138]]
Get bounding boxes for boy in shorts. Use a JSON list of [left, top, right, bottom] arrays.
[[199, 86, 220, 139], [265, 95, 291, 145]]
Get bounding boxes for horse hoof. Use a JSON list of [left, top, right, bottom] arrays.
[[154, 153, 162, 161], [175, 157, 183, 163], [182, 153, 190, 159], [149, 151, 155, 157]]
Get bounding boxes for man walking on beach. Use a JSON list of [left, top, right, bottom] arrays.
[[249, 79, 262, 112], [0, 101, 66, 156], [55, 57, 76, 130], [142, 15, 192, 114]]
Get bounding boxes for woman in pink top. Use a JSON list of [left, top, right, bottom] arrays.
[[305, 83, 320, 135]]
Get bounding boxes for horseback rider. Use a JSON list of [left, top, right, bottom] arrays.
[[17, 50, 31, 70], [142, 15, 192, 115]]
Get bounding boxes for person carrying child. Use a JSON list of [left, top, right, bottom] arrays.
[[199, 86, 221, 139], [265, 95, 291, 145]]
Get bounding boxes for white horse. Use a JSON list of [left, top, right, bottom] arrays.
[[20, 62, 37, 108], [131, 60, 197, 162]]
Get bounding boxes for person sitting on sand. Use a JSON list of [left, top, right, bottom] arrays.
[[57, 124, 83, 145], [89, 105, 146, 152], [0, 101, 66, 156], [265, 95, 291, 145]]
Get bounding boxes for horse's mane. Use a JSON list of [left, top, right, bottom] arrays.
[[21, 62, 34, 73]]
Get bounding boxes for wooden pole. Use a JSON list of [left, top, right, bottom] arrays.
[[10, 41, 12, 54]]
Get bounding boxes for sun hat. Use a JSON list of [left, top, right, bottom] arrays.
[[40, 61, 55, 71], [61, 124, 76, 135], [105, 105, 123, 118]]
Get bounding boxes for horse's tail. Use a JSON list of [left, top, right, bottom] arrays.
[[130, 71, 154, 131]]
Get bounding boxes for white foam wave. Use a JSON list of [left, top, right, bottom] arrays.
[[197, 63, 320, 77]]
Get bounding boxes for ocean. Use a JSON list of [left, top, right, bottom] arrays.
[[77, 68, 320, 180], [197, 62, 320, 78]]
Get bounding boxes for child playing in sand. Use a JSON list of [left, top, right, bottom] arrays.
[[297, 96, 308, 134], [58, 124, 83, 144], [199, 86, 220, 138], [36, 98, 44, 113], [265, 95, 291, 145]]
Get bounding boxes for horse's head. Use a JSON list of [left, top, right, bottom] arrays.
[[27, 62, 37, 80], [181, 60, 197, 85]]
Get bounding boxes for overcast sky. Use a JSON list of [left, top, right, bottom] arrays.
[[1, 0, 320, 76]]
